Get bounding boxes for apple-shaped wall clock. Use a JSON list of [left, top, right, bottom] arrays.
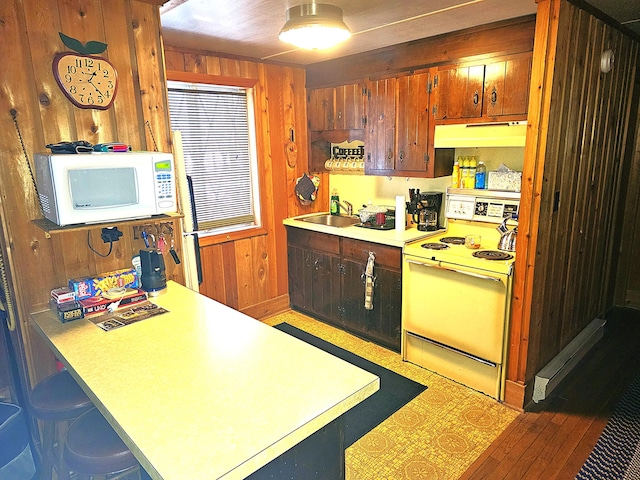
[[52, 32, 118, 110]]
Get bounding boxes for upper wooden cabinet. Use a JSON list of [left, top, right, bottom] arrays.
[[307, 83, 366, 131], [432, 53, 532, 122], [365, 71, 454, 177], [367, 73, 433, 173]]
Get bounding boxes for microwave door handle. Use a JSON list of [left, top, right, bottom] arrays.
[[186, 175, 203, 285]]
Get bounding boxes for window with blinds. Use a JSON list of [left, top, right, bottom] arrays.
[[167, 80, 261, 235]]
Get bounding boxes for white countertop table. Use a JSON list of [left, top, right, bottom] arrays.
[[31, 281, 379, 479]]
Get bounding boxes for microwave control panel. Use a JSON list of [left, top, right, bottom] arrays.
[[154, 159, 175, 209]]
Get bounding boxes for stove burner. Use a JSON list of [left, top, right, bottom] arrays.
[[439, 236, 465, 245], [421, 243, 449, 250], [473, 250, 514, 261]]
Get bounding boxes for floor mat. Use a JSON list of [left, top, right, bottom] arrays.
[[264, 311, 519, 479], [274, 322, 427, 447]]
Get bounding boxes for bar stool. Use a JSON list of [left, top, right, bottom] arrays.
[[28, 370, 94, 480], [63, 407, 147, 480]]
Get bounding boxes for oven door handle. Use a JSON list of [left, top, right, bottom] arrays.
[[405, 259, 502, 282]]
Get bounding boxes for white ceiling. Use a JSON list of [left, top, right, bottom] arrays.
[[160, 0, 640, 66]]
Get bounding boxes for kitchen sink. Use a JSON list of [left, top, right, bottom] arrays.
[[300, 214, 360, 228]]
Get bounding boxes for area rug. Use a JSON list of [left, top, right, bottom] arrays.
[[576, 372, 640, 479], [274, 322, 427, 447]]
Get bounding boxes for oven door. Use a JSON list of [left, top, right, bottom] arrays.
[[402, 254, 512, 364]]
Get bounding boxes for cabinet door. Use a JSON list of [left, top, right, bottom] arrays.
[[435, 65, 485, 120], [307, 87, 334, 131], [395, 72, 430, 173], [341, 239, 402, 351], [334, 83, 365, 130], [364, 266, 402, 352], [483, 55, 531, 117], [341, 258, 369, 337], [310, 251, 342, 322], [365, 77, 396, 173], [287, 244, 313, 312]]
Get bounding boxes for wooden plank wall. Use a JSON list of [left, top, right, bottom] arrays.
[[163, 46, 327, 317], [0, 0, 178, 384], [509, 0, 640, 405]]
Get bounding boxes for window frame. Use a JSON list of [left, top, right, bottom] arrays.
[[166, 71, 267, 247]]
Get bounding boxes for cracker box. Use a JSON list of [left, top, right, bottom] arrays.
[[68, 268, 139, 300]]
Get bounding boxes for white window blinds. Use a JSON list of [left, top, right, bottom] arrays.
[[167, 81, 258, 232]]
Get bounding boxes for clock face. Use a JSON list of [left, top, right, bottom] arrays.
[[53, 53, 118, 110]]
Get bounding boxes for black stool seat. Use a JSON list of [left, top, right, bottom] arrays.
[[29, 371, 93, 421], [64, 408, 138, 475]]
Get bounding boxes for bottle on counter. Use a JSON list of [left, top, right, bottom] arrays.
[[330, 189, 340, 215], [468, 156, 477, 189], [475, 161, 487, 189], [461, 157, 470, 189], [451, 159, 460, 188]]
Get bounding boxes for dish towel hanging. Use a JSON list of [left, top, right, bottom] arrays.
[[364, 252, 376, 310]]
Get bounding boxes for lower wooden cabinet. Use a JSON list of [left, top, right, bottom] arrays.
[[286, 227, 402, 352]]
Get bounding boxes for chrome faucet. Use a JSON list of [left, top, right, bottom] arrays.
[[338, 200, 353, 216]]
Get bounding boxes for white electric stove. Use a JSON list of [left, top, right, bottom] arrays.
[[402, 189, 519, 400]]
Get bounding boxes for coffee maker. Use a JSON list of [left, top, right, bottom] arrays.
[[414, 192, 443, 231]]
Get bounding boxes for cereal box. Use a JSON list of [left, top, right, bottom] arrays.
[[68, 268, 139, 300]]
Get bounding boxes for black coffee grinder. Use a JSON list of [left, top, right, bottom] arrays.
[[140, 249, 167, 296], [416, 192, 443, 231]]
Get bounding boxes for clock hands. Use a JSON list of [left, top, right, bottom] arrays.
[[86, 71, 107, 97]]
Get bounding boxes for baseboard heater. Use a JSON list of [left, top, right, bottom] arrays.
[[532, 317, 607, 403]]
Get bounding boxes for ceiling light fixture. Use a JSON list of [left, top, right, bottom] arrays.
[[279, 3, 351, 50]]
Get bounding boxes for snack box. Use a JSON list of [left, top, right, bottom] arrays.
[[79, 288, 148, 316], [51, 299, 84, 323], [51, 287, 76, 304], [68, 268, 139, 300]]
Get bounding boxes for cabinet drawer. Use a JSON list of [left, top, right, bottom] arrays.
[[286, 227, 340, 255], [341, 238, 401, 269]]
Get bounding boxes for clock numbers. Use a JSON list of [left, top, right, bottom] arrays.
[[53, 52, 117, 109]]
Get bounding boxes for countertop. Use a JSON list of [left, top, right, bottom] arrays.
[[284, 212, 442, 248], [30, 281, 379, 480]]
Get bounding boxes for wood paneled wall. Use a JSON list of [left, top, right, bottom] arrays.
[[163, 46, 327, 316], [508, 0, 640, 406], [0, 0, 176, 384]]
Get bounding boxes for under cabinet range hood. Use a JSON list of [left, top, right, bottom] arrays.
[[434, 121, 527, 148]]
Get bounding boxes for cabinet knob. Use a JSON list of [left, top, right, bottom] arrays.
[[387, 148, 393, 160], [399, 150, 405, 161], [473, 91, 479, 106], [491, 87, 498, 106]]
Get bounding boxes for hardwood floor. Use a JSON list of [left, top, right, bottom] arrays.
[[461, 307, 640, 479]]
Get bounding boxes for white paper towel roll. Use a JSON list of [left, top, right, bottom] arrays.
[[395, 195, 406, 232]]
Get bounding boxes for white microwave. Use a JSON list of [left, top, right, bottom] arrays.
[[34, 151, 177, 226]]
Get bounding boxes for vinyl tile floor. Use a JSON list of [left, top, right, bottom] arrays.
[[263, 311, 519, 480]]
